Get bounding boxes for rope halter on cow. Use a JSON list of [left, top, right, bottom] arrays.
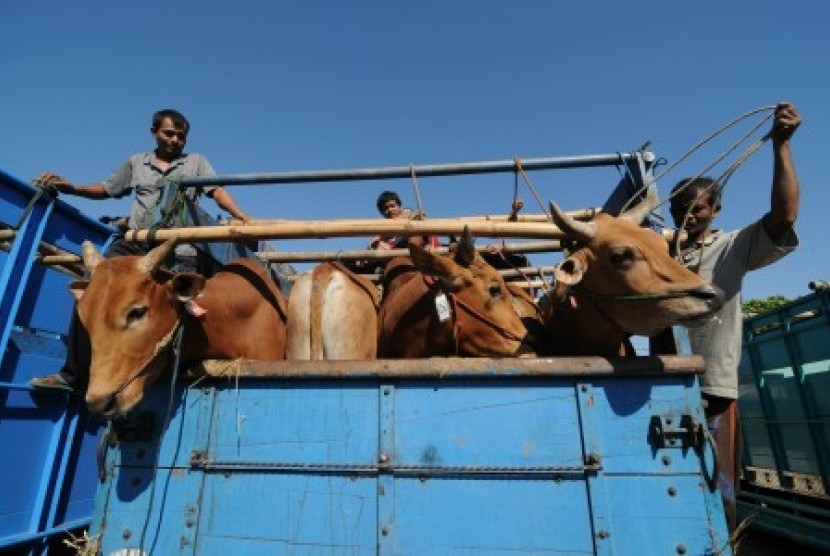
[[81, 238, 188, 417], [422, 273, 526, 356]]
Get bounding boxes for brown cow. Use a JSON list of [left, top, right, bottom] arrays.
[[378, 228, 536, 358], [74, 238, 287, 417], [285, 262, 379, 360], [543, 197, 723, 357]]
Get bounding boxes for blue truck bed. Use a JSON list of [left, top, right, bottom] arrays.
[[89, 358, 731, 555]]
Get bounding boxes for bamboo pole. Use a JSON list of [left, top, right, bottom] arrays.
[[256, 240, 565, 263], [124, 218, 572, 244], [285, 266, 558, 282], [223, 208, 599, 227], [0, 228, 86, 276]]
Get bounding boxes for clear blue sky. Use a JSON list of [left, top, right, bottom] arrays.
[[2, 1, 827, 301]]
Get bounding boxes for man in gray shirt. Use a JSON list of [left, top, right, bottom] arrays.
[[38, 108, 250, 268], [30, 109, 251, 393], [668, 102, 801, 531]]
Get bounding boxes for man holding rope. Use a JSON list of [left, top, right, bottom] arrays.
[[668, 102, 801, 531]]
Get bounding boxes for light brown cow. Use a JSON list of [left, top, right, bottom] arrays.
[[377, 228, 536, 358], [74, 238, 288, 417], [543, 197, 723, 357], [285, 262, 379, 360]]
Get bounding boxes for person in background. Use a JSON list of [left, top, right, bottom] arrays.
[[368, 190, 437, 250], [29, 108, 252, 393], [668, 102, 801, 531]]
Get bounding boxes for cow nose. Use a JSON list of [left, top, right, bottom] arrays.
[[690, 283, 725, 311], [86, 393, 117, 418]]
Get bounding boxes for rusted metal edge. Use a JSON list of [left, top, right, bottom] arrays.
[[189, 355, 705, 380]]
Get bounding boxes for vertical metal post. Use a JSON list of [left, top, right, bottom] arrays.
[[377, 383, 395, 556], [575, 381, 613, 556], [0, 195, 56, 365]]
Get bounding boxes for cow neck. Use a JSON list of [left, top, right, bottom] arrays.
[[422, 273, 526, 357], [554, 285, 626, 356], [422, 273, 462, 356]]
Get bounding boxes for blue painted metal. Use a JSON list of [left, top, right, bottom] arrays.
[[738, 287, 830, 551], [89, 366, 731, 555], [0, 168, 112, 553], [178, 152, 651, 188]]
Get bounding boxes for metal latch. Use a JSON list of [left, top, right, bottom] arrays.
[[649, 414, 703, 450]]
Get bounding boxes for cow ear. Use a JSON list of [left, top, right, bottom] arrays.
[[168, 273, 207, 302], [69, 280, 89, 301], [554, 253, 586, 286], [410, 242, 465, 291]]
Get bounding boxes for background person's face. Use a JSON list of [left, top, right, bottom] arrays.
[[381, 200, 402, 218]]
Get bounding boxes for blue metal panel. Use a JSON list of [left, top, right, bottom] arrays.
[[90, 368, 731, 555], [581, 377, 726, 555], [392, 380, 593, 555], [0, 169, 111, 552], [738, 288, 830, 550]]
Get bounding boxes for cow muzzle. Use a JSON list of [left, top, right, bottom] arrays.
[[86, 392, 120, 419], [689, 283, 725, 312]]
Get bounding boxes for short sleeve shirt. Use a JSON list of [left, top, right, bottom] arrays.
[[103, 152, 218, 230], [679, 220, 798, 399]]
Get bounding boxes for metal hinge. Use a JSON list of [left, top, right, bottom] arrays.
[[649, 414, 703, 450]]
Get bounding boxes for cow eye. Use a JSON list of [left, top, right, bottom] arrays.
[[126, 306, 149, 324], [488, 283, 503, 298], [609, 248, 636, 269]]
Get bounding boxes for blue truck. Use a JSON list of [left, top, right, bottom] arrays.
[[0, 155, 741, 555], [737, 284, 830, 552]]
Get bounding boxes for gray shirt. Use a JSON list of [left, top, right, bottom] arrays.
[[679, 220, 798, 399], [102, 152, 217, 230]]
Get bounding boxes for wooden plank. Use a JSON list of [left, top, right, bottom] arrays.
[[190, 355, 706, 380]]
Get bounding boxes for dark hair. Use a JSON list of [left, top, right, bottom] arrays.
[[376, 190, 402, 214], [670, 176, 721, 207], [152, 109, 190, 134]]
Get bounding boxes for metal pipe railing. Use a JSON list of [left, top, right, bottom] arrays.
[[179, 152, 643, 188]]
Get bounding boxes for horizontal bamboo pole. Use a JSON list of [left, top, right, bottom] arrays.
[[224, 208, 599, 227], [286, 266, 558, 282], [125, 218, 573, 244], [0, 228, 86, 276], [257, 240, 565, 263], [509, 280, 549, 290]]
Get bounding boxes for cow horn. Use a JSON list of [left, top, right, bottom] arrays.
[[454, 226, 476, 267], [137, 237, 178, 275], [618, 189, 658, 225], [81, 241, 104, 274], [549, 201, 596, 244]]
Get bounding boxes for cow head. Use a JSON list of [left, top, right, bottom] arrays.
[[546, 195, 723, 355], [73, 238, 206, 418], [399, 227, 536, 357]]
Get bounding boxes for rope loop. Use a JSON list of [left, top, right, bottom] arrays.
[[513, 156, 551, 221], [409, 165, 425, 218]]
